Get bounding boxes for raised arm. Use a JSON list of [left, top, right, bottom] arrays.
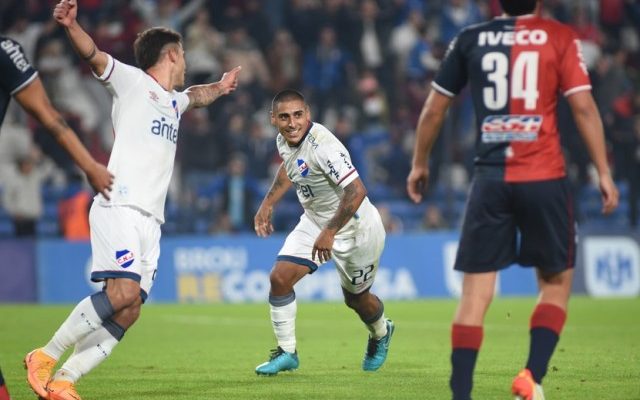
[[14, 77, 113, 198], [185, 66, 241, 111], [53, 0, 109, 75], [407, 89, 453, 203], [312, 177, 367, 263], [567, 90, 619, 214], [254, 162, 292, 237]]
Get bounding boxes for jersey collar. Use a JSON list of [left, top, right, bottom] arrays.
[[495, 13, 537, 20]]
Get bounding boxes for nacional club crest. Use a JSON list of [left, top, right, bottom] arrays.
[[115, 249, 135, 268], [297, 159, 309, 177]]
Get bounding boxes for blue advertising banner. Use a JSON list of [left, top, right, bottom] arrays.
[[35, 233, 543, 303], [0, 239, 37, 302]]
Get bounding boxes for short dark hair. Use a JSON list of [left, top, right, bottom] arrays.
[[133, 27, 182, 71], [499, 0, 537, 16], [272, 89, 305, 111]]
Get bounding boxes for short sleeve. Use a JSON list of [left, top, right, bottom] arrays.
[[0, 38, 38, 95], [94, 54, 143, 97], [314, 136, 359, 188], [559, 30, 591, 97], [432, 34, 468, 97], [173, 91, 190, 117]]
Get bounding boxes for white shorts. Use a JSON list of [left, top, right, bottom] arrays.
[[278, 211, 386, 294], [89, 204, 161, 300]]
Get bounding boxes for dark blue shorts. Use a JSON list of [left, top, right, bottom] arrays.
[[454, 177, 576, 273]]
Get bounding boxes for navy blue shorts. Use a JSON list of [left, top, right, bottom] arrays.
[[454, 177, 576, 273]]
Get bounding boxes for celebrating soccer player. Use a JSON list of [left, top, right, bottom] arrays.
[[0, 31, 114, 400], [24, 1, 240, 399], [253, 89, 394, 375], [407, 1, 619, 399]]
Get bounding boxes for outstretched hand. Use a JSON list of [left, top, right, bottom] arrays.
[[217, 66, 242, 95], [53, 0, 78, 27]]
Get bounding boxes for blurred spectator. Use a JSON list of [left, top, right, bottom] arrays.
[[58, 172, 91, 240], [131, 0, 205, 31], [3, 15, 57, 61], [282, 0, 323, 50], [2, 150, 62, 236], [223, 24, 270, 108], [421, 204, 448, 230], [390, 9, 425, 77], [35, 38, 100, 133], [351, 0, 395, 94], [439, 0, 483, 44], [178, 108, 224, 205], [356, 70, 389, 131], [266, 28, 302, 94], [243, 0, 274, 52], [184, 7, 225, 85], [377, 203, 404, 233], [406, 26, 440, 81], [302, 25, 356, 122], [200, 153, 263, 233], [541, 0, 570, 23]]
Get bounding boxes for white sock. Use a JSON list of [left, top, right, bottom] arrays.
[[53, 324, 121, 383], [270, 293, 297, 353], [43, 293, 114, 360], [366, 314, 388, 340]]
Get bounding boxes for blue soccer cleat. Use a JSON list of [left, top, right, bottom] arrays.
[[255, 346, 299, 376], [362, 319, 395, 371]]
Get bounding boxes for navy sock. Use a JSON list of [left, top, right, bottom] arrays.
[[525, 303, 566, 383], [450, 349, 478, 400], [450, 324, 483, 400], [526, 327, 559, 383]]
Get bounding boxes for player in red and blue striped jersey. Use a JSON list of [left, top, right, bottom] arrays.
[[407, 1, 619, 399]]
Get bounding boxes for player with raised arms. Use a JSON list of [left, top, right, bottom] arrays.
[[0, 31, 113, 400], [407, 0, 618, 399], [253, 89, 394, 376], [24, 1, 240, 399]]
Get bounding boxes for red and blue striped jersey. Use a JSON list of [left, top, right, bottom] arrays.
[[433, 15, 591, 182]]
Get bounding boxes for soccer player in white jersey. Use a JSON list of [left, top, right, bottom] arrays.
[[253, 89, 394, 376], [24, 1, 240, 399]]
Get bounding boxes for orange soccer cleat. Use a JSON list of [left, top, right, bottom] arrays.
[[47, 380, 82, 400], [512, 368, 545, 400], [24, 348, 57, 398]]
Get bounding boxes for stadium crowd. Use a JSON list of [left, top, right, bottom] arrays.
[[0, 0, 638, 237]]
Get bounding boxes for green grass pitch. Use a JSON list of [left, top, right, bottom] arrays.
[[1, 297, 639, 399]]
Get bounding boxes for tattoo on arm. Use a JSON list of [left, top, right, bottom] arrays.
[[266, 176, 284, 200], [326, 184, 360, 231], [187, 84, 222, 109]]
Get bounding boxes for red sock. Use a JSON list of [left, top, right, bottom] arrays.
[[0, 384, 10, 400], [530, 303, 566, 334], [526, 303, 567, 383]]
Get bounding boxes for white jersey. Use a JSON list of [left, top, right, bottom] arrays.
[[94, 55, 189, 223], [277, 122, 378, 237]]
